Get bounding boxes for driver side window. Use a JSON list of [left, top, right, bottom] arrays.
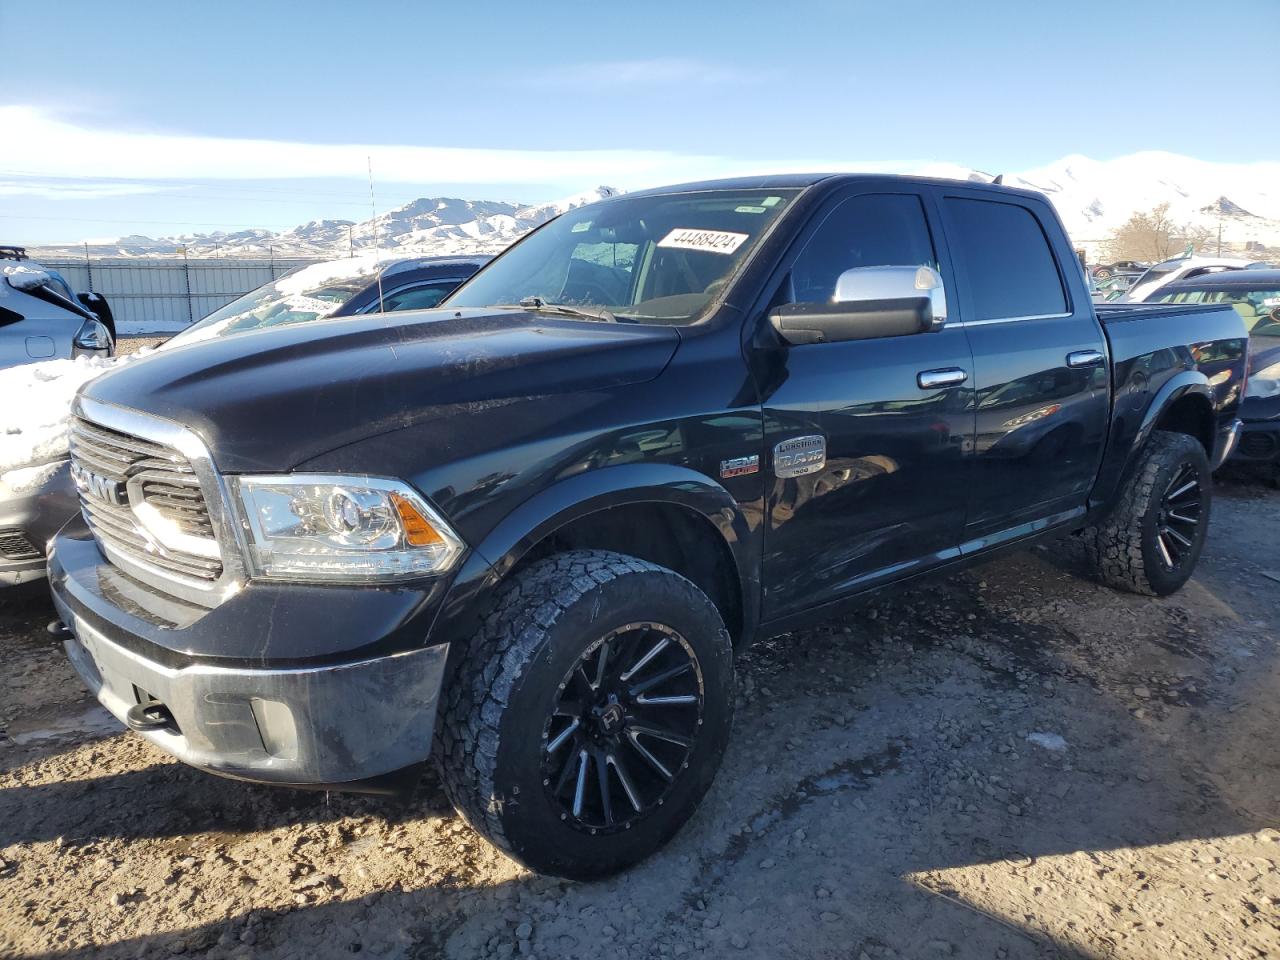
[[791, 193, 938, 304]]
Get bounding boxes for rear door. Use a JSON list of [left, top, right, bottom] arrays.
[[0, 285, 77, 368], [936, 189, 1110, 550], [756, 187, 975, 620]]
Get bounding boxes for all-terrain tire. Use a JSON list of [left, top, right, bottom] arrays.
[[1082, 430, 1211, 596], [435, 549, 734, 879]]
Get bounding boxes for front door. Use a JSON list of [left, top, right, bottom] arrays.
[[754, 190, 975, 621]]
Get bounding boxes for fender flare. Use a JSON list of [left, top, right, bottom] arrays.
[[1135, 371, 1214, 453], [428, 463, 759, 652], [1107, 371, 1214, 499]]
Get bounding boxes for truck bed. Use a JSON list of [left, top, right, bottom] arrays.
[[1095, 301, 1231, 324]]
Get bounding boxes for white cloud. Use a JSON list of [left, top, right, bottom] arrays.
[[0, 105, 733, 196], [0, 178, 173, 200]]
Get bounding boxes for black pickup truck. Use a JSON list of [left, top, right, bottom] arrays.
[[49, 175, 1247, 879]]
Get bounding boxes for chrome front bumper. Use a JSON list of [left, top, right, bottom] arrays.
[[56, 596, 449, 787]]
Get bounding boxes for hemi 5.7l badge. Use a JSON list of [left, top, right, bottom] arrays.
[[773, 435, 826, 478], [720, 454, 760, 479]]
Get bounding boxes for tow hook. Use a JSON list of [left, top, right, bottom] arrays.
[[46, 620, 70, 637], [126, 701, 177, 733]]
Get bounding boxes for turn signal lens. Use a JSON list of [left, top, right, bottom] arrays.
[[391, 493, 446, 546]]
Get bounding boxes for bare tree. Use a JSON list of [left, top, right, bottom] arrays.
[[1105, 204, 1209, 262]]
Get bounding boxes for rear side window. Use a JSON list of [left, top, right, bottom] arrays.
[[945, 198, 1067, 321]]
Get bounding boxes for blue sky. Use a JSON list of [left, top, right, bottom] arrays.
[[4, 0, 1278, 243]]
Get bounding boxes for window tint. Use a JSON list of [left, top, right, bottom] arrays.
[[380, 281, 460, 312], [945, 198, 1067, 320], [791, 193, 936, 304]]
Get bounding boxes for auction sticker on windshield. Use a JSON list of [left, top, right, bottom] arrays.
[[657, 229, 749, 255]]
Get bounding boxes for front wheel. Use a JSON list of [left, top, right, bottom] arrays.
[[435, 550, 734, 879], [1082, 430, 1211, 596]]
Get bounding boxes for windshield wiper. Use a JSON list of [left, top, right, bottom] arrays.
[[519, 296, 618, 323]]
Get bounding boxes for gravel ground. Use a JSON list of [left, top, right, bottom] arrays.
[[1, 479, 1277, 960], [116, 335, 170, 356]]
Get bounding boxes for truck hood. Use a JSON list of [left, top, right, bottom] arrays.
[[82, 308, 680, 472]]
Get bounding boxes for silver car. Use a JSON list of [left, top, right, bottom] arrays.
[[0, 252, 115, 370], [1, 250, 114, 584]]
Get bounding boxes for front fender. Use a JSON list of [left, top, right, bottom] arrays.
[[428, 462, 757, 652]]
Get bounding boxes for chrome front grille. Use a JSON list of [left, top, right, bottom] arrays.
[[69, 415, 224, 585]]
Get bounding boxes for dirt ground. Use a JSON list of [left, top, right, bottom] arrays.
[[1, 479, 1277, 960]]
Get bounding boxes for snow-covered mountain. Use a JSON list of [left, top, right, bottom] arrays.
[[35, 187, 620, 259], [26, 153, 1280, 261], [918, 152, 1280, 257]]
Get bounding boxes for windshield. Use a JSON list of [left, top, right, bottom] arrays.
[[167, 257, 384, 347], [445, 189, 800, 325]]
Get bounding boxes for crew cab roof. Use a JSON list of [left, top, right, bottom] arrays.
[[617, 172, 1049, 203]]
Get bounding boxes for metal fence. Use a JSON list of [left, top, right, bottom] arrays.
[[37, 256, 319, 331]]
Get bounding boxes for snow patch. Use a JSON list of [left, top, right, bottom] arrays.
[[272, 253, 387, 296], [1, 263, 53, 291], [0, 354, 143, 476], [1026, 732, 1068, 752], [0, 460, 64, 498]]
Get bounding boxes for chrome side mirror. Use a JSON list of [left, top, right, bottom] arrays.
[[770, 264, 947, 346], [833, 264, 947, 330]]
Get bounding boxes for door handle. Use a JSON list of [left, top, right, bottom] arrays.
[[1067, 349, 1105, 368], [917, 368, 968, 389]]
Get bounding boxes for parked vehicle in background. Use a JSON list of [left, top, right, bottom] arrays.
[[1152, 269, 1280, 485], [1, 246, 115, 371], [1126, 255, 1260, 303], [1092, 260, 1147, 279], [165, 253, 490, 347], [1092, 273, 1139, 302], [0, 254, 486, 587], [49, 174, 1246, 879]]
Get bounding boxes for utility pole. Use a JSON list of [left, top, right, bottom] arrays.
[[1217, 217, 1223, 257], [83, 241, 93, 292], [348, 224, 354, 257], [181, 246, 193, 325]]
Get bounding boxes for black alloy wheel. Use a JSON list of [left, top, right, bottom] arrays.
[[435, 550, 734, 879], [1155, 463, 1203, 571], [1082, 430, 1211, 596], [541, 621, 703, 833]]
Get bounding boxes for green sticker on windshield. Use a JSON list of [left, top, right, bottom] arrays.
[[735, 205, 767, 214], [571, 221, 592, 232], [761, 196, 782, 207]]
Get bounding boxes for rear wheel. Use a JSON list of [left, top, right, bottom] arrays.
[[1082, 430, 1211, 596], [435, 550, 734, 879]]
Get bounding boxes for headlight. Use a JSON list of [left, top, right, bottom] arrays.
[[231, 474, 464, 582], [1246, 360, 1280, 399]]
